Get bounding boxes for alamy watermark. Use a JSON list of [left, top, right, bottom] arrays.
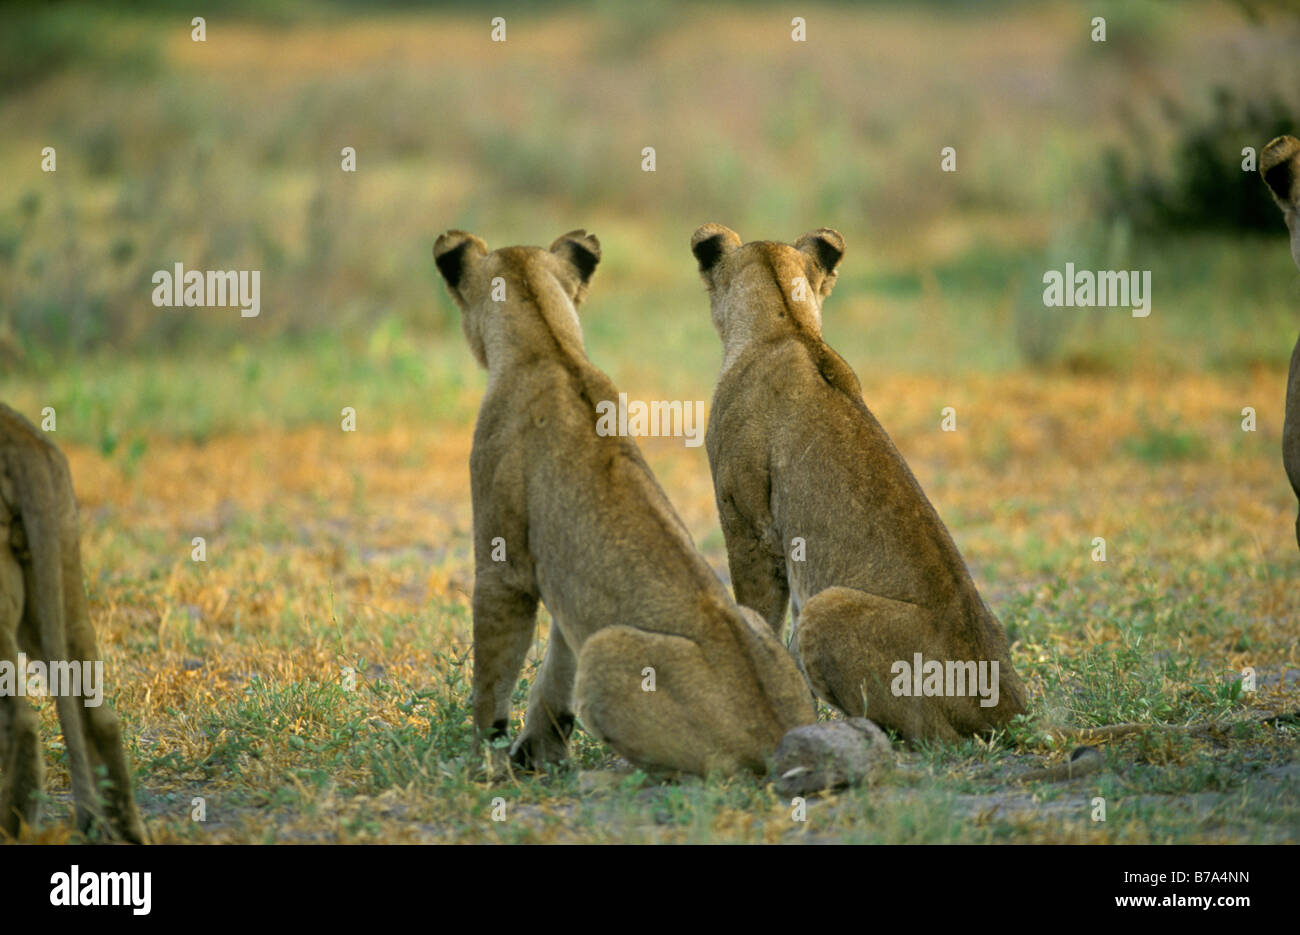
[[595, 392, 705, 447], [890, 653, 999, 707], [1042, 263, 1151, 318], [0, 653, 104, 707], [50, 865, 150, 915], [152, 263, 260, 317]]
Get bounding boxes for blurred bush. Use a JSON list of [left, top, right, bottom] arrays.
[[1098, 85, 1299, 233], [0, 4, 164, 94], [4, 0, 1299, 377]]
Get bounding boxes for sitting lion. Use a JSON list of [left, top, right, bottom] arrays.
[[434, 229, 813, 775], [690, 223, 1028, 742]]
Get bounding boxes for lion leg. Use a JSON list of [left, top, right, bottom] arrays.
[[0, 691, 42, 840], [716, 501, 789, 636], [795, 587, 950, 741], [0, 548, 41, 838], [63, 594, 147, 843], [574, 626, 795, 776], [509, 625, 577, 770], [470, 578, 539, 742], [796, 587, 1015, 743], [80, 704, 146, 842]]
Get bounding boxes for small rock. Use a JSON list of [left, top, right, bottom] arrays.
[[770, 718, 892, 797], [1014, 744, 1103, 784]]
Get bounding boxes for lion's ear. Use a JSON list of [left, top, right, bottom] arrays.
[[795, 228, 845, 300], [1261, 135, 1300, 213], [434, 230, 488, 299], [550, 229, 602, 291], [691, 223, 742, 278], [795, 228, 845, 276]]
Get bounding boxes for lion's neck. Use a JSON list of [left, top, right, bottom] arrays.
[[482, 268, 587, 383]]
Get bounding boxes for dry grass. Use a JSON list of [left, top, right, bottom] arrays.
[[1, 366, 1290, 843]]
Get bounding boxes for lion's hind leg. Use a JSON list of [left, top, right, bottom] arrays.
[[574, 625, 797, 776], [796, 586, 979, 743], [64, 614, 147, 843], [0, 543, 41, 839]]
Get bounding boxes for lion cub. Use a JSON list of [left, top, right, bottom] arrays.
[[0, 404, 147, 842], [1260, 135, 1300, 550], [691, 223, 1027, 742], [434, 229, 813, 775]]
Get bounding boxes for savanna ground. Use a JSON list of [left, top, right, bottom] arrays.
[[0, 0, 1298, 843]]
